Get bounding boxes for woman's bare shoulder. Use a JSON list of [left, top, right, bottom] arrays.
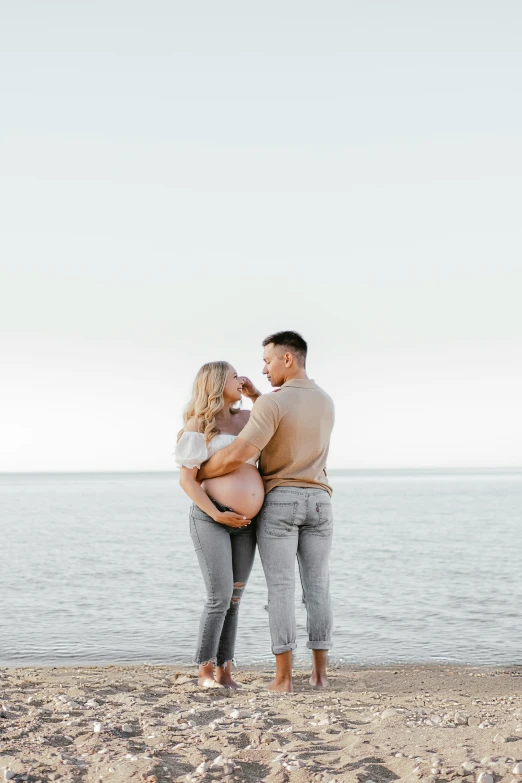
[[237, 409, 251, 425], [183, 417, 201, 433]]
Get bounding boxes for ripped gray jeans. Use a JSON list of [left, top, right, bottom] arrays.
[[189, 503, 256, 667]]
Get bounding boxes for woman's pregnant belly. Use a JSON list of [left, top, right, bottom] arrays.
[[201, 464, 265, 519]]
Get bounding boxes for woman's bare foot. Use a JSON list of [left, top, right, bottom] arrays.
[[267, 678, 293, 693], [199, 677, 224, 688], [215, 662, 242, 689], [217, 676, 242, 689], [197, 662, 223, 688]]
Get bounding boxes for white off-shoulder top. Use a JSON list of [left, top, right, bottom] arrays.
[[175, 432, 260, 470]]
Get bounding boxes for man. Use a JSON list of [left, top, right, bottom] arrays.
[[198, 330, 335, 692]]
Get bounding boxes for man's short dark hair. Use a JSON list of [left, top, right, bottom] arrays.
[[262, 330, 308, 367]]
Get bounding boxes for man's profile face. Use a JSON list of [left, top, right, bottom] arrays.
[[262, 343, 290, 387]]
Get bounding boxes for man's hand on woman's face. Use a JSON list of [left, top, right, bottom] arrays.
[[239, 376, 261, 400]]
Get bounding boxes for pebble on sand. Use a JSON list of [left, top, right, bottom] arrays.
[[381, 708, 400, 719], [229, 708, 251, 720], [454, 712, 468, 725]]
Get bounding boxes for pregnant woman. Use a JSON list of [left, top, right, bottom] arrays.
[[175, 361, 264, 688]]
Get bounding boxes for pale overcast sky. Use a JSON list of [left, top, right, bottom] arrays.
[[1, 1, 521, 471]]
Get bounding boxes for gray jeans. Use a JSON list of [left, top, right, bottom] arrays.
[[256, 486, 333, 655], [189, 503, 256, 667]]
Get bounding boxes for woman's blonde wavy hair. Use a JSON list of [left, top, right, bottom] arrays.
[[177, 361, 241, 444]]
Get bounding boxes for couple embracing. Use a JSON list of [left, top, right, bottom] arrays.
[[175, 331, 335, 693]]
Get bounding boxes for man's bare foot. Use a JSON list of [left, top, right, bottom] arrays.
[[267, 678, 293, 693], [309, 671, 329, 688], [268, 651, 294, 693], [310, 651, 329, 688]]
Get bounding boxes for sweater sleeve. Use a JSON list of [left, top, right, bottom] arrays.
[[238, 395, 281, 451]]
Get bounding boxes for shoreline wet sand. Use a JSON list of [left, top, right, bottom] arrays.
[[1, 664, 522, 782]]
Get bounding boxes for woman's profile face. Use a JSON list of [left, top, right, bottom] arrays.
[[223, 366, 243, 403]]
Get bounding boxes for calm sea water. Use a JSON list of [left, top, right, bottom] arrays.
[[1, 470, 521, 668]]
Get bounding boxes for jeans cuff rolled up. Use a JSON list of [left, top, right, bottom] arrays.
[[272, 642, 298, 655]]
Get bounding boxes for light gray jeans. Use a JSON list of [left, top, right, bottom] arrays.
[[189, 503, 256, 667], [256, 486, 333, 655]]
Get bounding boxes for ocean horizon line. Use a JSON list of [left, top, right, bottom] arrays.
[[1, 466, 521, 476]]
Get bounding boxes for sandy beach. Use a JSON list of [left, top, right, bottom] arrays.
[[1, 665, 522, 783]]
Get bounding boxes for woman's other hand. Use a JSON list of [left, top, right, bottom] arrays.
[[215, 510, 252, 528]]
